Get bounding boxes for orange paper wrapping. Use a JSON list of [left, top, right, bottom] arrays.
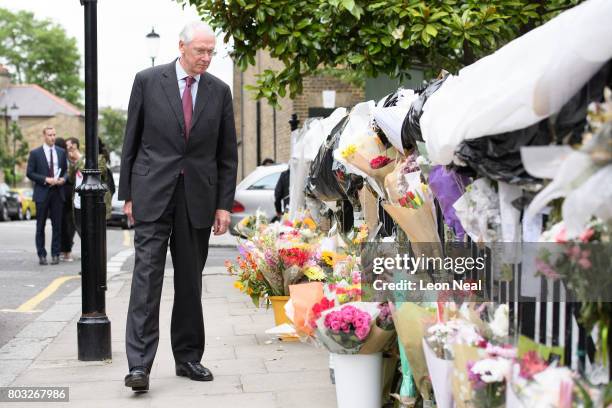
[[348, 151, 395, 184], [288, 282, 324, 337], [359, 325, 396, 355], [382, 204, 442, 259]]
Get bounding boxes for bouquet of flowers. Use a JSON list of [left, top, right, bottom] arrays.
[[226, 244, 280, 306], [425, 318, 484, 360], [233, 210, 269, 239], [227, 211, 330, 305], [537, 219, 611, 366], [382, 156, 442, 256], [313, 301, 382, 354], [324, 304, 372, 350], [338, 131, 398, 184], [507, 351, 574, 408]]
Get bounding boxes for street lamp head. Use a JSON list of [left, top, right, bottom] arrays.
[[146, 27, 161, 66], [9, 102, 19, 122]]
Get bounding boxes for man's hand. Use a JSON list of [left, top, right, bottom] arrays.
[[56, 178, 65, 186], [45, 177, 56, 186], [124, 200, 134, 225], [213, 209, 231, 235]]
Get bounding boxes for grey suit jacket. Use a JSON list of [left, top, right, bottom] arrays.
[[118, 60, 238, 228]]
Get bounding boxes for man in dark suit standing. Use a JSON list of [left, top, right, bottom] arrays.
[[119, 22, 237, 392], [26, 126, 68, 265]]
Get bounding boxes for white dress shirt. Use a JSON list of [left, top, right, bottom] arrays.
[[42, 144, 59, 179], [176, 58, 200, 108]]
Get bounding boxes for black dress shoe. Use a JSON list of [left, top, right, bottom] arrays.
[[39, 256, 48, 265], [176, 362, 214, 381], [124, 367, 149, 392], [50, 256, 60, 265]]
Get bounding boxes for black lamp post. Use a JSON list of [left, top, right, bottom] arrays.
[[77, 0, 111, 361], [146, 27, 160, 67], [9, 103, 18, 187]]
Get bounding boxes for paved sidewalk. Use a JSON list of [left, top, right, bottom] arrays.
[[2, 249, 337, 407]]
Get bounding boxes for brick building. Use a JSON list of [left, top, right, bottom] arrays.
[[233, 51, 364, 181], [0, 65, 84, 185]]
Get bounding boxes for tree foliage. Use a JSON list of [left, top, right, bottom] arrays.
[[99, 107, 127, 155], [0, 121, 29, 185], [0, 7, 82, 107], [178, 0, 582, 105]]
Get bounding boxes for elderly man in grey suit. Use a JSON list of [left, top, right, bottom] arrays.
[[119, 22, 237, 392]]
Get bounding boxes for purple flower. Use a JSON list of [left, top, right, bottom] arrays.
[[467, 361, 486, 390]]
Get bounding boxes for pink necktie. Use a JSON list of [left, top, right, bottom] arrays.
[[182, 76, 194, 140]]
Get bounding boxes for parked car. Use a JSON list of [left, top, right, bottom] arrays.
[[107, 173, 133, 229], [11, 188, 36, 220], [0, 183, 21, 221], [230, 163, 288, 235]]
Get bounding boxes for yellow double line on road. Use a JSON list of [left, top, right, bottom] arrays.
[[0, 275, 80, 313]]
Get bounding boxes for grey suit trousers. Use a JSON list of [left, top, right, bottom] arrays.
[[126, 176, 211, 371]]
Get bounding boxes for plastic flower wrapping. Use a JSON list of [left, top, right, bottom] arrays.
[[522, 87, 612, 238], [371, 88, 418, 153], [425, 319, 484, 360], [233, 210, 270, 239], [427, 165, 471, 240], [453, 178, 502, 243]]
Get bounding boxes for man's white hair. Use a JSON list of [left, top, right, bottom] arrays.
[[179, 21, 215, 44]]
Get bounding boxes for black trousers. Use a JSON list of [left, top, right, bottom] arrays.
[[60, 199, 76, 253], [35, 188, 64, 258], [126, 176, 211, 371], [74, 208, 82, 237]]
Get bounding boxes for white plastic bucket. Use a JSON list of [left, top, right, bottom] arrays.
[[332, 352, 383, 408]]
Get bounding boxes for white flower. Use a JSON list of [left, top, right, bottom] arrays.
[[489, 304, 509, 338], [392, 25, 405, 40], [471, 357, 512, 384]]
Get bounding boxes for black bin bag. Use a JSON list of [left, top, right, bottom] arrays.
[[305, 116, 350, 202], [455, 60, 612, 185], [401, 75, 449, 151]]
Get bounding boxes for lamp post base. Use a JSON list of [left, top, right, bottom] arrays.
[[77, 315, 111, 361]]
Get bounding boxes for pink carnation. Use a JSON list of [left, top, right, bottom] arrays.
[[323, 305, 372, 341]]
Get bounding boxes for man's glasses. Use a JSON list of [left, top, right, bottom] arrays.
[[193, 48, 216, 57]]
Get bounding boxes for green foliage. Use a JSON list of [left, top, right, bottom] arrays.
[[178, 0, 582, 105], [0, 7, 83, 107], [99, 107, 127, 154], [0, 121, 28, 186]]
